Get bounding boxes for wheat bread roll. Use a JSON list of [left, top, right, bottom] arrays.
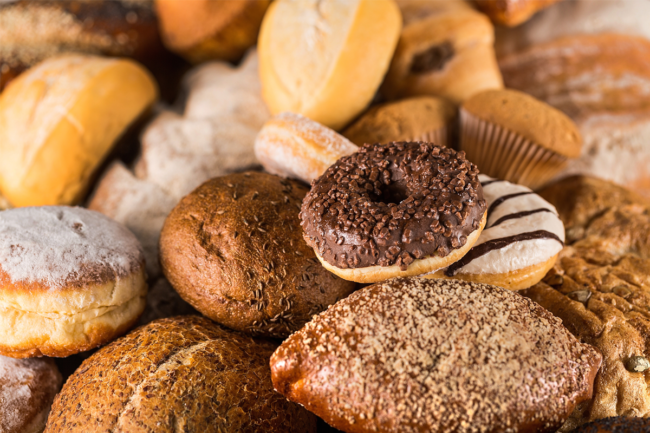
[[0, 206, 147, 358], [160, 172, 356, 338], [45, 316, 317, 433], [259, 0, 402, 130], [0, 54, 157, 207]]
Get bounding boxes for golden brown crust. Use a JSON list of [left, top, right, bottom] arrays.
[[155, 0, 270, 63], [521, 175, 650, 428], [271, 278, 602, 433], [342, 96, 457, 147], [499, 34, 650, 122], [0, 0, 163, 91], [475, 0, 562, 27], [424, 252, 558, 290], [45, 316, 317, 433], [462, 89, 582, 158], [160, 172, 356, 338], [381, 7, 503, 105]]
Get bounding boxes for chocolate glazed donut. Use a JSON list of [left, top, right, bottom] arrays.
[[301, 142, 487, 283]]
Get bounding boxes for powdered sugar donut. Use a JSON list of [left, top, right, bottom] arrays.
[[254, 112, 359, 185], [0, 206, 147, 358], [0, 356, 62, 433], [424, 174, 565, 290]]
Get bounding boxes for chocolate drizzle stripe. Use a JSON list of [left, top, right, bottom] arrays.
[[487, 192, 534, 216], [489, 208, 556, 228], [480, 179, 505, 187], [445, 230, 564, 276]]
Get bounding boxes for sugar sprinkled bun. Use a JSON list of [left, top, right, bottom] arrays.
[[271, 278, 602, 433], [0, 206, 147, 358], [0, 356, 62, 433]]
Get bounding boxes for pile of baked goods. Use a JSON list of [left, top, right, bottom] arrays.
[[1, 0, 650, 432]]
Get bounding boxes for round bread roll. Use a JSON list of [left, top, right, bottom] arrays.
[[159, 172, 356, 338], [381, 7, 503, 105], [258, 0, 402, 130], [342, 96, 456, 147], [0, 54, 157, 207], [0, 206, 147, 358], [300, 142, 487, 283], [271, 278, 603, 433], [45, 316, 317, 433], [254, 112, 359, 185], [0, 356, 62, 433], [155, 0, 270, 63], [0, 0, 163, 92]]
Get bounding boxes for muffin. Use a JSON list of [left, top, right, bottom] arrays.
[[460, 89, 582, 189], [343, 96, 456, 147]]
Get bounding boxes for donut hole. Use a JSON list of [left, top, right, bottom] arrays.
[[376, 181, 411, 205]]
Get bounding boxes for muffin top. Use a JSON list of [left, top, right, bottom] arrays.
[[462, 89, 582, 158]]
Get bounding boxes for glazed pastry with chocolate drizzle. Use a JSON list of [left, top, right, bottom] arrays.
[[301, 142, 487, 284], [424, 174, 565, 290]]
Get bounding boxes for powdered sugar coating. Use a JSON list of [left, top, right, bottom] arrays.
[[271, 278, 601, 433], [0, 206, 144, 288], [0, 356, 61, 433]]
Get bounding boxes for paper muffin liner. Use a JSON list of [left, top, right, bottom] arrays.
[[459, 109, 568, 190], [412, 121, 453, 148]]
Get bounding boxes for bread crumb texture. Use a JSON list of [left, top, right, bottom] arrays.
[[272, 277, 601, 433]]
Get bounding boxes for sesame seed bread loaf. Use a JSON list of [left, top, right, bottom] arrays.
[[45, 316, 317, 433], [271, 278, 602, 433]]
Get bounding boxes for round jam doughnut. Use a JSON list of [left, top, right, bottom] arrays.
[[159, 172, 356, 338], [0, 206, 147, 358], [45, 316, 317, 433], [0, 356, 62, 433], [424, 174, 565, 290], [271, 278, 602, 433], [301, 142, 487, 283], [574, 417, 650, 432]]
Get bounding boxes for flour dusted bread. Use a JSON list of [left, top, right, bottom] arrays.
[[382, 6, 502, 105], [0, 206, 147, 358], [0, 0, 163, 92], [0, 54, 157, 207], [0, 356, 62, 433], [259, 0, 402, 130], [271, 278, 602, 433], [45, 316, 317, 433], [156, 0, 270, 63], [255, 112, 358, 184]]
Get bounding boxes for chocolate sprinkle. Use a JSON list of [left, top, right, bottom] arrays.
[[300, 142, 486, 271]]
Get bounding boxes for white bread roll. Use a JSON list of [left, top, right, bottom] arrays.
[[259, 0, 402, 130], [0, 54, 157, 207]]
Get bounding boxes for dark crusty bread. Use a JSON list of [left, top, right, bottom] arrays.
[[159, 172, 356, 338], [45, 316, 317, 433], [573, 416, 650, 432], [271, 277, 602, 433], [0, 356, 62, 433]]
